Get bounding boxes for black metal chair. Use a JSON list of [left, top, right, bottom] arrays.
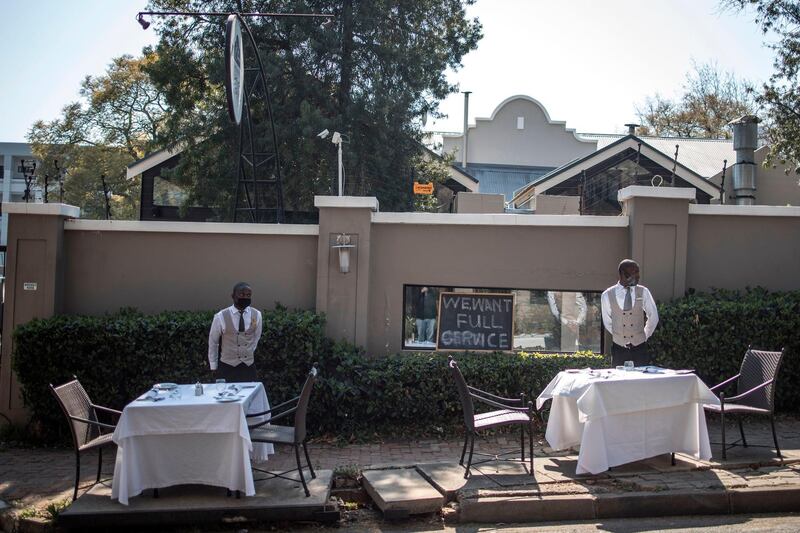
[[50, 377, 121, 501], [447, 356, 535, 479], [703, 347, 785, 460], [246, 364, 318, 496]]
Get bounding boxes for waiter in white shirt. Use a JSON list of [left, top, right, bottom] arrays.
[[208, 282, 263, 382], [601, 259, 659, 367]]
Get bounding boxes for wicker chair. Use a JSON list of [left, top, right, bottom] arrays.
[[447, 356, 535, 479], [246, 364, 318, 496], [704, 347, 785, 460], [50, 377, 121, 500]]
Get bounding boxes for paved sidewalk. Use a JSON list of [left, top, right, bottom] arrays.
[[2, 416, 799, 519]]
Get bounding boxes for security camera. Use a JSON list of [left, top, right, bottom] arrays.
[[317, 129, 329, 139], [331, 132, 342, 144]]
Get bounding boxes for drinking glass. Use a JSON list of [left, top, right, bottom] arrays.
[[215, 378, 226, 392], [624, 360, 634, 372]]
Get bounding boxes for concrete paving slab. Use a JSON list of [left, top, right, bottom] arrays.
[[416, 461, 539, 501], [58, 470, 336, 529], [361, 468, 444, 515]]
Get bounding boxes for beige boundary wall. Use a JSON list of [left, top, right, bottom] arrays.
[[2, 186, 800, 422]]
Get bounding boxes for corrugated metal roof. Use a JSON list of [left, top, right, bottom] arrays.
[[580, 134, 734, 178], [468, 165, 555, 201]]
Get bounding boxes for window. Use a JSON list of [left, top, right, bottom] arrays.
[[153, 176, 189, 207], [402, 285, 603, 353], [516, 116, 525, 130]]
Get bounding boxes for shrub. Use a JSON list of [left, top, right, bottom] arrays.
[[650, 288, 799, 411], [12, 306, 603, 442]]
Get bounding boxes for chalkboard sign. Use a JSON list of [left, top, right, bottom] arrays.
[[436, 292, 515, 351]]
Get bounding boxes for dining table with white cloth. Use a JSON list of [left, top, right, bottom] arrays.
[[536, 368, 720, 475], [112, 382, 274, 505]]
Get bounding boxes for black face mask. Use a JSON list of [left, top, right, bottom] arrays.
[[235, 298, 252, 309]]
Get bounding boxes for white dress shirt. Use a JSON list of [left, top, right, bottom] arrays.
[[601, 283, 659, 341], [207, 305, 263, 370]]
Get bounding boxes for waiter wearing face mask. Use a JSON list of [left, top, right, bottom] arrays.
[[601, 259, 659, 367], [208, 282, 263, 382]]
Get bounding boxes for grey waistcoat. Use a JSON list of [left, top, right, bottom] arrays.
[[609, 286, 646, 347], [220, 309, 257, 367]]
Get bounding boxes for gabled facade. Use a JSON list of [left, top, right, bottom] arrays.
[[511, 136, 721, 215]]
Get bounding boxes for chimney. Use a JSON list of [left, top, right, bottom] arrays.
[[462, 91, 471, 169], [624, 123, 639, 136], [729, 115, 760, 205]]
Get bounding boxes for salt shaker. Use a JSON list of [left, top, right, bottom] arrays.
[[194, 381, 204, 396]]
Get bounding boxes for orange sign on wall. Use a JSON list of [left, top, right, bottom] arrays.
[[413, 182, 434, 195]]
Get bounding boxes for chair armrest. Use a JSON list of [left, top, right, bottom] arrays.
[[68, 416, 116, 430], [724, 379, 774, 403], [91, 404, 122, 416], [467, 386, 523, 404], [245, 396, 299, 418], [470, 393, 530, 412], [710, 374, 740, 392], [248, 407, 296, 429]]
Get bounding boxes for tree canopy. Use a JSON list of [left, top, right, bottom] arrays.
[[27, 55, 168, 219], [636, 61, 757, 139], [724, 0, 800, 173], [143, 0, 482, 216]]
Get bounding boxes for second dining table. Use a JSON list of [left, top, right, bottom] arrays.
[[536, 367, 719, 475], [111, 382, 274, 505]]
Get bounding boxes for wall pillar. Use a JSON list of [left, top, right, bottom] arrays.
[[619, 186, 694, 302], [314, 196, 378, 348], [0, 203, 79, 425]]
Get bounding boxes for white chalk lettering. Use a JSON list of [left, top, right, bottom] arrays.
[[456, 313, 468, 328], [443, 296, 459, 309]]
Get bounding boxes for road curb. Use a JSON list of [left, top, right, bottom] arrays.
[[457, 485, 800, 523]]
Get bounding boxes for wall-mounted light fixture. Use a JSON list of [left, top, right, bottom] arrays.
[[332, 233, 356, 273]]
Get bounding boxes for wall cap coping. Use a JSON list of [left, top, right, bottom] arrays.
[[617, 186, 696, 202], [64, 219, 319, 235], [314, 196, 379, 211], [2, 202, 80, 218], [372, 212, 628, 227], [689, 204, 800, 217]]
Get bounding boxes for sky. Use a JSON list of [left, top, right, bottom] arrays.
[[0, 0, 777, 143]]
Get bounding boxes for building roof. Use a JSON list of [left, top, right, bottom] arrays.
[[579, 133, 734, 178], [511, 135, 721, 207]]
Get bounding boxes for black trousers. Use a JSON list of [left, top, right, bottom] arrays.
[[217, 361, 258, 383], [611, 342, 650, 367]]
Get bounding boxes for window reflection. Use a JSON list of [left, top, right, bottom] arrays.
[[403, 285, 602, 352]]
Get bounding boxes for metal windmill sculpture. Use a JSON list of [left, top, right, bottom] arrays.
[[224, 14, 284, 223], [137, 9, 334, 224]]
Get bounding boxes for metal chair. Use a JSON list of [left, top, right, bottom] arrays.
[[447, 356, 535, 479], [246, 364, 318, 496], [703, 347, 785, 460], [50, 377, 121, 501]]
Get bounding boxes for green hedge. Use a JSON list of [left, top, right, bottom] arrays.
[[649, 288, 799, 411], [12, 306, 603, 442]]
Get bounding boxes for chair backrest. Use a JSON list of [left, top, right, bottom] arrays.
[[737, 347, 785, 412], [293, 364, 318, 443], [447, 356, 475, 431], [50, 378, 99, 449]]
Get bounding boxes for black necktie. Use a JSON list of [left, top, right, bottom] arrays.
[[238, 311, 245, 332]]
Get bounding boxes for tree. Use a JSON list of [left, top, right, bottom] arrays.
[[636, 61, 756, 138], [27, 55, 168, 219], [143, 0, 482, 216], [724, 0, 800, 172], [412, 150, 455, 212]]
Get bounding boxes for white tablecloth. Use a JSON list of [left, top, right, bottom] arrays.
[[112, 382, 274, 505], [536, 369, 719, 475]]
